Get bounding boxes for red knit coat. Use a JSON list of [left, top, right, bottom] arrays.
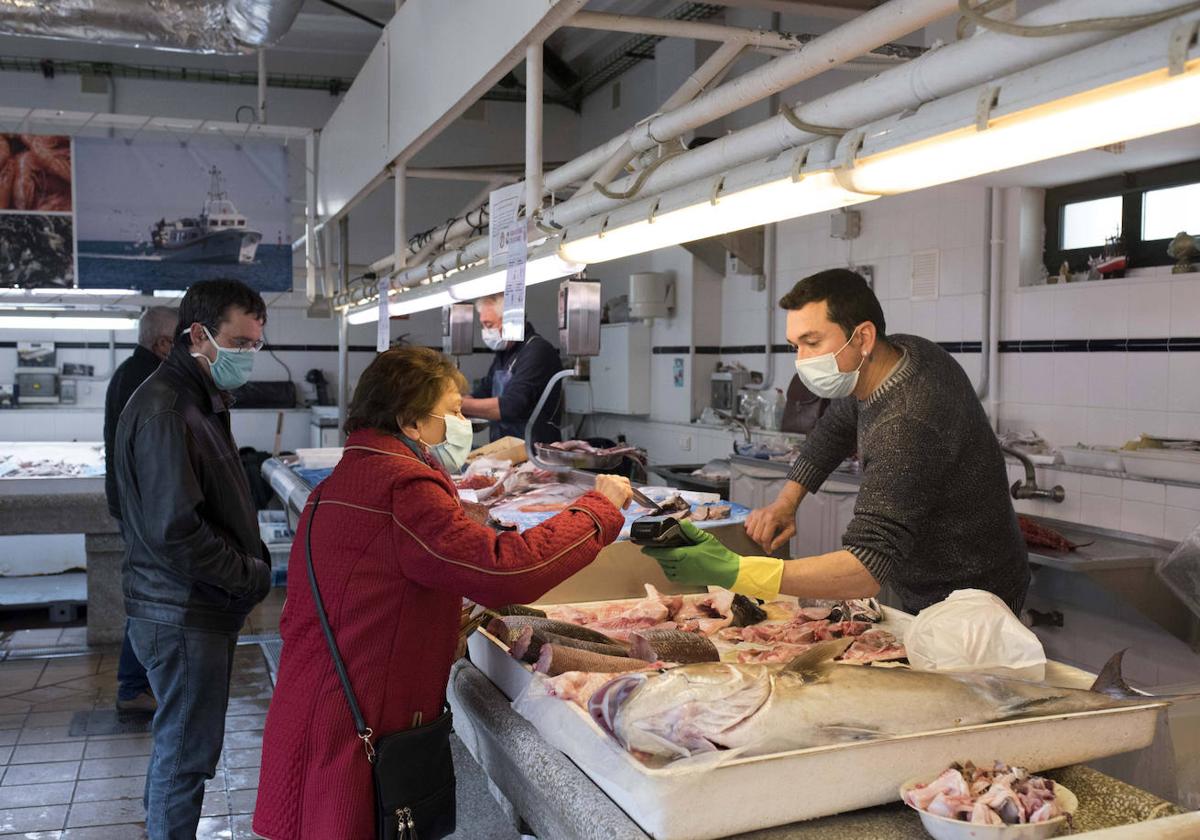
[[253, 429, 623, 839]]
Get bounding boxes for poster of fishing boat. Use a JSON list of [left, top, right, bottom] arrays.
[[74, 137, 291, 292]]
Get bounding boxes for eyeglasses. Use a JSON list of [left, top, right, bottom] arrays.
[[180, 325, 265, 353]]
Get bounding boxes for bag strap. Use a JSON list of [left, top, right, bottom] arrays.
[[305, 488, 377, 763]]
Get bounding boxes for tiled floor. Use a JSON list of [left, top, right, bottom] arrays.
[[0, 585, 519, 840], [0, 645, 272, 838]]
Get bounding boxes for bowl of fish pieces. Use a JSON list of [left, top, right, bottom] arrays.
[[900, 761, 1077, 840]]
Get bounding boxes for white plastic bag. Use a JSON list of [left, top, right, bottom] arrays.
[[1157, 521, 1200, 621], [904, 589, 1047, 681]]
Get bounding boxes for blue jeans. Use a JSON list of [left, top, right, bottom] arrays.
[[117, 619, 152, 701], [127, 618, 238, 840]]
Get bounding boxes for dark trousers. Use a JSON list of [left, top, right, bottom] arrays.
[[127, 618, 238, 840], [117, 620, 152, 701]]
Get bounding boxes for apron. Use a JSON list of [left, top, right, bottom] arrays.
[[491, 335, 542, 399]]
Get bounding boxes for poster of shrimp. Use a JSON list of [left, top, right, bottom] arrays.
[[0, 134, 75, 289]]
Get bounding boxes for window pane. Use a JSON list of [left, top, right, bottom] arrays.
[[1061, 196, 1122, 250], [1142, 182, 1200, 241]]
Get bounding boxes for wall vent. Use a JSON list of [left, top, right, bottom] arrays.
[[910, 249, 940, 300]]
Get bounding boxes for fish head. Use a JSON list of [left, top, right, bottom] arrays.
[[589, 663, 773, 760]]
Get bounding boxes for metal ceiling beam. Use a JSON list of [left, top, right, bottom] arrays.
[[698, 0, 879, 20]]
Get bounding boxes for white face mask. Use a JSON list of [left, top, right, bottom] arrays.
[[794, 329, 865, 400], [481, 327, 508, 352], [428, 412, 474, 473]]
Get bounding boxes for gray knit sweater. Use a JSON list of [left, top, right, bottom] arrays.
[[788, 334, 1029, 614]]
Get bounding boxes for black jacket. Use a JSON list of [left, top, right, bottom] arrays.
[[114, 342, 271, 632], [104, 344, 163, 520], [471, 323, 563, 445]]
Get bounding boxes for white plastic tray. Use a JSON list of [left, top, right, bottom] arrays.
[[470, 606, 1166, 840], [1121, 449, 1200, 484]]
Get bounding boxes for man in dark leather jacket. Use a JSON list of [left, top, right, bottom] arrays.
[[114, 278, 271, 840]]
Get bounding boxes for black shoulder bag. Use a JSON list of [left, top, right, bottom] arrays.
[[305, 489, 457, 840]]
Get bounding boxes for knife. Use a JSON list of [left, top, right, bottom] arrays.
[[561, 469, 665, 514]]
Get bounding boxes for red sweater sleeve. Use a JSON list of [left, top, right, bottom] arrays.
[[390, 477, 624, 607]]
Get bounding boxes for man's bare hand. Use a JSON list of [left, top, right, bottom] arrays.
[[745, 501, 798, 553]]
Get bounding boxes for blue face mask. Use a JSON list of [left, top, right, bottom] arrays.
[[191, 325, 256, 391]]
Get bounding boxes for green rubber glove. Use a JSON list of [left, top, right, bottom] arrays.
[[643, 520, 786, 600], [642, 520, 740, 589]]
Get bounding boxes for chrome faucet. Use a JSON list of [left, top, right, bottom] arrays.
[[715, 409, 752, 445], [1001, 445, 1065, 503]]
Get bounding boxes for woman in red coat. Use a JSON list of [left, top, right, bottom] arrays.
[[254, 347, 630, 839]]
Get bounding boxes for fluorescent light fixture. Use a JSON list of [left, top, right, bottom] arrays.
[[559, 148, 877, 265], [446, 254, 585, 301], [0, 311, 140, 331], [0, 287, 140, 297], [835, 26, 1200, 194], [345, 251, 584, 325]]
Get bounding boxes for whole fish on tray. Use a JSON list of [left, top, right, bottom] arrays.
[[589, 641, 1156, 762]]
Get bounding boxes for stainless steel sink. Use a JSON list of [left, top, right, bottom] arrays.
[[647, 462, 730, 495]]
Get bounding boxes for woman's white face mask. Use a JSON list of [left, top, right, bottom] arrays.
[[427, 413, 473, 473], [794, 328, 865, 399]]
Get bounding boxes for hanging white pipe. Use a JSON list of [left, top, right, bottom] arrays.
[[582, 39, 746, 198], [396, 0, 947, 262], [304, 131, 318, 302], [525, 41, 544, 218], [393, 161, 406, 279], [626, 0, 954, 154], [347, 0, 1188, 303], [406, 168, 520, 183], [976, 188, 993, 402], [567, 11, 806, 50], [987, 188, 1005, 430], [541, 0, 1188, 234]]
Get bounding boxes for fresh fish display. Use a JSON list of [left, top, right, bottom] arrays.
[[674, 588, 735, 636], [629, 629, 719, 664], [904, 762, 1070, 826], [492, 621, 629, 663], [496, 604, 547, 618], [840, 629, 908, 664], [589, 641, 1149, 762], [730, 594, 767, 628], [487, 614, 621, 646], [535, 644, 655, 677], [544, 670, 650, 708]]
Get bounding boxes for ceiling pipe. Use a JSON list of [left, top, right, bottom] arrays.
[[383, 0, 949, 272], [540, 0, 1190, 234], [526, 42, 545, 219], [0, 0, 306, 55], [567, 11, 810, 50], [580, 39, 746, 199]]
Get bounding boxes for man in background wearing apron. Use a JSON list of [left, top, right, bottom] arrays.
[[461, 292, 565, 445]]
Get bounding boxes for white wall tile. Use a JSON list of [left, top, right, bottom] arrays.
[[1080, 492, 1122, 528], [885, 299, 912, 335], [1164, 507, 1200, 542], [1166, 484, 1200, 510], [935, 295, 963, 342], [1120, 499, 1165, 538], [1124, 409, 1170, 440], [1052, 353, 1089, 407], [1019, 291, 1055, 340], [1079, 474, 1122, 497], [1081, 285, 1128, 338], [911, 300, 937, 339], [1125, 352, 1170, 412], [1170, 278, 1200, 337], [940, 247, 965, 297], [1084, 409, 1126, 447], [1168, 354, 1200, 413], [1086, 352, 1127, 409], [1020, 355, 1056, 405], [1127, 282, 1171, 338], [1123, 479, 1166, 505], [1044, 406, 1088, 449], [1167, 412, 1200, 439], [1052, 291, 1092, 338]]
